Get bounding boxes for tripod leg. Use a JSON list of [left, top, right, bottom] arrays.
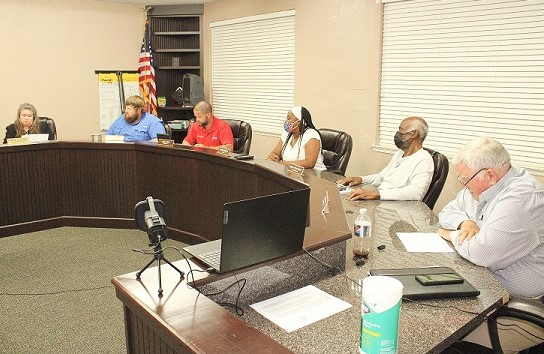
[[163, 257, 185, 279], [136, 242, 182, 297], [157, 259, 163, 297], [136, 258, 156, 279]]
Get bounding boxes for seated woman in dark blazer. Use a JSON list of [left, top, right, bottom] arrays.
[[3, 103, 54, 144]]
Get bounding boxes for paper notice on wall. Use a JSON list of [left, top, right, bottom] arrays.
[[122, 73, 140, 98], [98, 72, 140, 130], [98, 73, 123, 130]]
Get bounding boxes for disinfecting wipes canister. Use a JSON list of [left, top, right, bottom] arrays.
[[360, 276, 404, 354]]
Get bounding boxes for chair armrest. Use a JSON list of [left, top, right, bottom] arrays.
[[488, 296, 544, 353]]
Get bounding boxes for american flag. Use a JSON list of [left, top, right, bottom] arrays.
[[138, 18, 158, 116]]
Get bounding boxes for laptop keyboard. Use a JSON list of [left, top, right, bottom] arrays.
[[199, 250, 221, 269]]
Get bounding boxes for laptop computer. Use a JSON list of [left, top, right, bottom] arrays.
[[183, 188, 310, 273], [26, 134, 50, 143], [369, 266, 480, 300]]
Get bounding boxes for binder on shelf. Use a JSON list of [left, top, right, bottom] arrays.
[[168, 120, 190, 130]]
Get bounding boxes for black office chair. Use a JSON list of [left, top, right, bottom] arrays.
[[446, 296, 544, 354], [488, 297, 544, 354], [422, 147, 449, 210], [161, 121, 173, 139], [39, 117, 57, 140], [224, 119, 252, 155], [319, 128, 353, 176]]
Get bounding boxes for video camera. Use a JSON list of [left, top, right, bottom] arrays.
[[134, 196, 167, 246]]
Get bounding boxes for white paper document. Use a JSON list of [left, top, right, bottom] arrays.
[[397, 232, 455, 252], [250, 285, 352, 333]]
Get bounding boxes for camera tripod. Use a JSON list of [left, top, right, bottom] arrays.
[[136, 240, 184, 297]]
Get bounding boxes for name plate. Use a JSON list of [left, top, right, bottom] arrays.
[[104, 135, 125, 143], [157, 139, 174, 147], [287, 163, 305, 175], [6, 137, 30, 145], [217, 147, 231, 156]]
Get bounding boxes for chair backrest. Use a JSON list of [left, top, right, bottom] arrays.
[[39, 117, 57, 140], [318, 128, 353, 176], [162, 122, 173, 139], [224, 119, 252, 155], [422, 147, 449, 210]]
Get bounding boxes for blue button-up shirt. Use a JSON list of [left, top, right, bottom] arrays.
[[106, 112, 165, 141], [439, 167, 544, 297]]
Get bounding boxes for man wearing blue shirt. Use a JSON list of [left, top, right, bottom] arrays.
[[106, 95, 165, 141], [438, 137, 544, 353]]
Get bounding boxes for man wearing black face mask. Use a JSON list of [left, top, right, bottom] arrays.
[[337, 116, 434, 201]]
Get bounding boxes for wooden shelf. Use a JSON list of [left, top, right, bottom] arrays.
[[154, 31, 200, 36], [156, 66, 200, 70], [154, 49, 200, 53], [150, 11, 202, 122], [159, 106, 194, 111]]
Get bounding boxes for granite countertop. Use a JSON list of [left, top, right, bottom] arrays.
[[201, 171, 508, 354]]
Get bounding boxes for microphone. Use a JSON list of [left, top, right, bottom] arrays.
[[144, 197, 167, 246]]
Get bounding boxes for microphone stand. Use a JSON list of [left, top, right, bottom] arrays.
[[136, 238, 184, 297]]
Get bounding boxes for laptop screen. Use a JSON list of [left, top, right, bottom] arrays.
[[218, 188, 310, 273], [27, 134, 49, 143]]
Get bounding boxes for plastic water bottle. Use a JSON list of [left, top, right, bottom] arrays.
[[353, 208, 371, 256]]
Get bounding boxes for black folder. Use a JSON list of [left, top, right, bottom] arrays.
[[369, 266, 480, 300]]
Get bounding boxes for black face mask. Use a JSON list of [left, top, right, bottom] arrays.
[[394, 131, 413, 149]]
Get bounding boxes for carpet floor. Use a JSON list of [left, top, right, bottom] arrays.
[[0, 227, 186, 354]]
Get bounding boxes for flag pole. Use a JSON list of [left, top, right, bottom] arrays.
[[139, 6, 158, 116], [143, 7, 150, 112]]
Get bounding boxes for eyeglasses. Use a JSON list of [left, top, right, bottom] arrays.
[[457, 168, 487, 186]]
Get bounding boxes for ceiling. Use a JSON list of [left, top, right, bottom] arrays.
[[97, 0, 215, 5]]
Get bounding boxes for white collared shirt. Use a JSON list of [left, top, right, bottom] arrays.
[[360, 149, 434, 200]]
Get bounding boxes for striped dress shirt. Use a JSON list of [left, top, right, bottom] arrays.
[[439, 167, 544, 298]]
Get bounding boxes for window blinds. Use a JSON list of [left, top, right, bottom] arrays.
[[379, 0, 544, 173], [210, 11, 295, 135]]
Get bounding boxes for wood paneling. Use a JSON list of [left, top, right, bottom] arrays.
[[0, 142, 348, 250], [0, 143, 61, 226]]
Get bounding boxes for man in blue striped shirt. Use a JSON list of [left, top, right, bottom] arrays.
[[438, 137, 543, 352]]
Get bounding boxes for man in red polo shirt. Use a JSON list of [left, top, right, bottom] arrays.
[[182, 101, 234, 150]]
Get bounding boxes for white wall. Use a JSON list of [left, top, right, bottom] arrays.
[[1, 0, 144, 140], [203, 0, 386, 177], [203, 0, 543, 212], [4, 0, 541, 211]]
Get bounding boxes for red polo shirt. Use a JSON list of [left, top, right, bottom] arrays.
[[184, 115, 234, 147]]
